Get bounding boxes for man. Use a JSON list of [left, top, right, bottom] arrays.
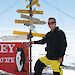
[[31, 17, 67, 75]]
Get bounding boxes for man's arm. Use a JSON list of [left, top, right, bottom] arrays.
[[34, 35, 47, 44]]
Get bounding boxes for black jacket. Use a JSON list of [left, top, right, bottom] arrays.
[[34, 27, 67, 60]]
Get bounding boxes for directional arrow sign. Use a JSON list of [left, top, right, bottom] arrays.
[[24, 21, 37, 33], [33, 21, 46, 24], [13, 31, 46, 37], [21, 14, 40, 21], [16, 9, 43, 14], [26, 0, 40, 8], [15, 20, 29, 23], [24, 21, 32, 26], [24, 21, 35, 28], [25, 0, 28, 2], [15, 20, 46, 24], [0, 35, 27, 41], [16, 9, 29, 13]]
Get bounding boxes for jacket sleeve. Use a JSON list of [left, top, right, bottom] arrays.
[[58, 30, 67, 58], [34, 34, 47, 44]]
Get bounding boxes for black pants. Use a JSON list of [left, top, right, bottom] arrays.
[[34, 59, 60, 75]]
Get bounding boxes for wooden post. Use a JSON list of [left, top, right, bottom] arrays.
[[29, 0, 32, 75]]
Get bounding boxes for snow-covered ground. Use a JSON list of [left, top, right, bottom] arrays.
[[0, 37, 75, 75], [31, 42, 75, 75], [63, 69, 75, 75], [43, 68, 75, 75]]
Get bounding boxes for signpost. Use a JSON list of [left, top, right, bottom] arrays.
[[16, 9, 43, 14], [0, 0, 46, 75], [0, 35, 27, 41], [26, 0, 40, 8], [13, 31, 45, 37], [15, 20, 46, 24], [21, 14, 40, 21], [15, 0, 46, 74]]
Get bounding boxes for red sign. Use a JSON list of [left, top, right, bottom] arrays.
[[0, 42, 29, 75]]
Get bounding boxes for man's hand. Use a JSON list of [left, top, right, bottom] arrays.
[[58, 57, 63, 62], [30, 41, 34, 44], [27, 41, 34, 47]]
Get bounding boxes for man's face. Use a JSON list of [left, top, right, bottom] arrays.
[[48, 19, 56, 30]]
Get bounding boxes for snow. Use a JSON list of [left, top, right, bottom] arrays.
[[0, 37, 75, 75], [63, 69, 75, 75], [31, 42, 75, 75]]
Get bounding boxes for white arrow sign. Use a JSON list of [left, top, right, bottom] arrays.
[[21, 14, 40, 21], [24, 21, 32, 26], [24, 21, 35, 27], [24, 21, 37, 33], [31, 25, 37, 33], [0, 35, 27, 41]]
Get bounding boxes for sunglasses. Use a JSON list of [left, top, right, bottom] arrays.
[[48, 21, 56, 25]]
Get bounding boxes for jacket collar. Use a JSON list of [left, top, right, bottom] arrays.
[[51, 26, 59, 32]]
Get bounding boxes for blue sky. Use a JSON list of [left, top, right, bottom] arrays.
[[0, 0, 75, 59], [0, 0, 75, 31]]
